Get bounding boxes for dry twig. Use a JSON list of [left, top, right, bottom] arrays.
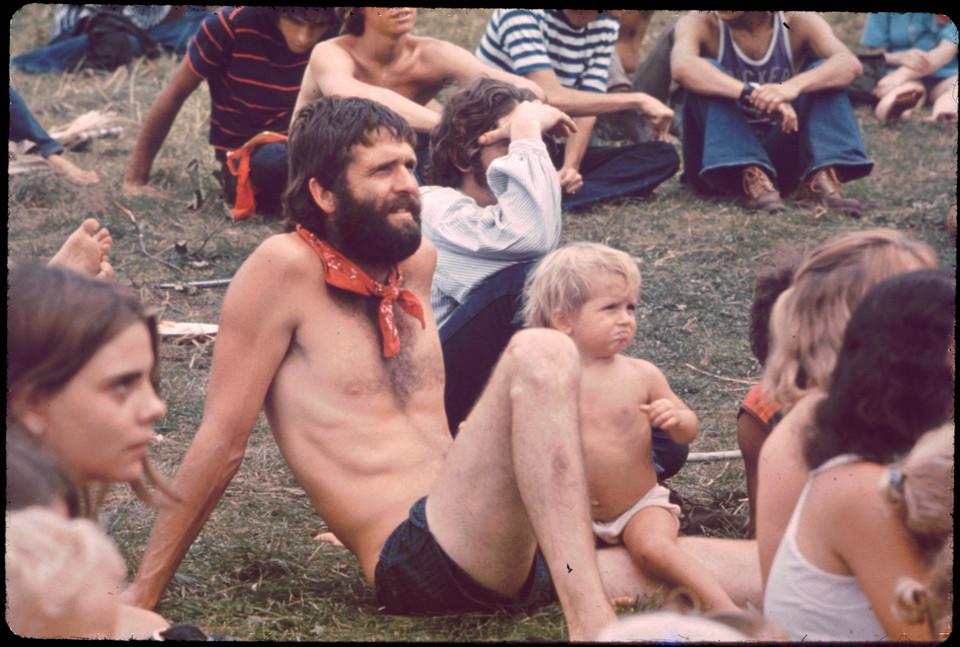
[[112, 200, 183, 273]]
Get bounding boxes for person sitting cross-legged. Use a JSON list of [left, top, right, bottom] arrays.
[[476, 9, 680, 211], [671, 11, 874, 216]]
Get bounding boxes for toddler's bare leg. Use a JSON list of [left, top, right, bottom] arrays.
[[597, 539, 761, 609], [621, 508, 739, 612]]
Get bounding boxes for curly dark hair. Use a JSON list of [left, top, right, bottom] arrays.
[[805, 268, 956, 469], [425, 77, 539, 188], [282, 96, 416, 237]]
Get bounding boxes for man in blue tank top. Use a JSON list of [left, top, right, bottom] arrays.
[[671, 11, 873, 217]]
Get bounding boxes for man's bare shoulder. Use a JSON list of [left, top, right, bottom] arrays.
[[311, 36, 357, 65], [674, 11, 719, 51], [235, 231, 318, 286]]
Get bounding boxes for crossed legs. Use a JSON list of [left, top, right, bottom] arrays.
[[424, 328, 615, 640]]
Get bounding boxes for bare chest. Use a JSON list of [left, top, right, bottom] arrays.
[[285, 286, 444, 410], [349, 48, 446, 106]]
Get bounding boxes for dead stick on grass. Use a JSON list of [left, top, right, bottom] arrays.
[[112, 200, 183, 274], [682, 363, 755, 385]]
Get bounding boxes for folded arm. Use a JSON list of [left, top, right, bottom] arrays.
[[298, 41, 443, 133]]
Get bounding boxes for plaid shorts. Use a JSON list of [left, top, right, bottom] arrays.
[[374, 496, 557, 615]]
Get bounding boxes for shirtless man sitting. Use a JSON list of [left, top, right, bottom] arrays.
[[121, 95, 615, 639], [292, 7, 544, 170], [121, 97, 761, 638]]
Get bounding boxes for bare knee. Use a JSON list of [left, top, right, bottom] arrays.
[[627, 530, 676, 568], [502, 328, 580, 391]]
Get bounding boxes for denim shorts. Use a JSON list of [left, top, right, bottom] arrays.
[[374, 496, 557, 615]]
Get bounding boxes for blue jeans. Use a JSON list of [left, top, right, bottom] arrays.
[[681, 59, 874, 196], [438, 261, 690, 479], [12, 12, 209, 73], [220, 141, 289, 216], [9, 84, 63, 158], [560, 141, 680, 211], [440, 262, 535, 434]]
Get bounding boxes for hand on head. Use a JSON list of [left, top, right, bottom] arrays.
[[476, 101, 576, 146]]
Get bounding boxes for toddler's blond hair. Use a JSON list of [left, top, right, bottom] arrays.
[[522, 242, 640, 329], [5, 506, 126, 638]]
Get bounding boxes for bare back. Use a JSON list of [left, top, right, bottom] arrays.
[[579, 356, 663, 521], [252, 232, 449, 584]]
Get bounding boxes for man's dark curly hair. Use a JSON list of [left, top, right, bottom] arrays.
[[282, 96, 416, 237], [425, 77, 539, 188], [805, 268, 955, 470]]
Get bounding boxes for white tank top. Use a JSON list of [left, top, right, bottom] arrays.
[[763, 454, 887, 641]]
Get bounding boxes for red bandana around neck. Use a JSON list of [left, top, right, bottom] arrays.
[[296, 225, 425, 358]]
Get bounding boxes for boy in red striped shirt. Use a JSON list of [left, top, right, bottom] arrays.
[[123, 7, 339, 218]]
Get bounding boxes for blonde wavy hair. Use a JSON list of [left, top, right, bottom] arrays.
[[5, 507, 127, 638], [522, 241, 640, 328], [762, 228, 938, 412], [884, 424, 954, 639]]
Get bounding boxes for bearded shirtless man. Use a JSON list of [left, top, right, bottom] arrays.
[[122, 97, 761, 639], [292, 7, 544, 136]]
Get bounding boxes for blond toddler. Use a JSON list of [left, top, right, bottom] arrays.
[[523, 241, 738, 612]]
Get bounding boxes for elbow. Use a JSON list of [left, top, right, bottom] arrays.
[[839, 51, 863, 83]]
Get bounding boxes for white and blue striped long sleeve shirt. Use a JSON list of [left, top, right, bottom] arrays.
[[421, 139, 562, 329]]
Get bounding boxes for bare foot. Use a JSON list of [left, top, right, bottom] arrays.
[[875, 84, 926, 123], [313, 531, 345, 547], [122, 181, 166, 198], [49, 218, 114, 279], [46, 153, 99, 185]]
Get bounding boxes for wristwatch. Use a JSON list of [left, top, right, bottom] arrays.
[[740, 81, 759, 104]]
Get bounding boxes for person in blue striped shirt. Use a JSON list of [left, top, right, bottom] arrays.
[[476, 9, 680, 211]]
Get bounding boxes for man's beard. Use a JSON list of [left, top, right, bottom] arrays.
[[333, 187, 422, 266]]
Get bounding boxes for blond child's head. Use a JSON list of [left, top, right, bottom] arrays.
[[884, 423, 954, 552], [5, 506, 127, 639], [883, 424, 954, 639], [523, 242, 640, 327], [523, 243, 641, 357], [893, 536, 953, 639], [762, 228, 937, 412]]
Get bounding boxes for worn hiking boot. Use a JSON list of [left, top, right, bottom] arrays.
[[741, 165, 785, 214], [797, 167, 862, 217]]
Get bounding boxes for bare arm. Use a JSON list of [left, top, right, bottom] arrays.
[[637, 361, 698, 445], [523, 67, 673, 138], [827, 467, 934, 641], [123, 58, 203, 194], [868, 37, 958, 75], [296, 41, 442, 133], [761, 12, 862, 101], [121, 238, 302, 609], [557, 115, 594, 194], [428, 40, 546, 101], [671, 13, 744, 99]]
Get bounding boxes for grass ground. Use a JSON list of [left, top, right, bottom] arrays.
[[9, 8, 957, 642]]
